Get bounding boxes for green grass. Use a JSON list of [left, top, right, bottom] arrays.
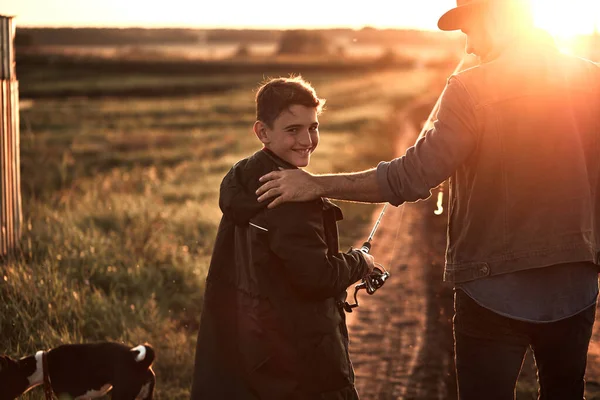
[[2, 64, 437, 399]]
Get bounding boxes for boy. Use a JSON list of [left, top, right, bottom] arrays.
[[190, 76, 375, 400]]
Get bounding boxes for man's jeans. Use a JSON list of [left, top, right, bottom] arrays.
[[453, 289, 596, 400]]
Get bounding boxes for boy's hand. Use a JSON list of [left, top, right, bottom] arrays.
[[360, 252, 376, 273], [257, 169, 322, 208]]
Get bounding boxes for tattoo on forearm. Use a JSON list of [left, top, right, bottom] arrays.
[[342, 174, 364, 183], [317, 169, 381, 202]]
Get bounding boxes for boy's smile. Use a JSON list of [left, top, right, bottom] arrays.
[[254, 105, 319, 168]]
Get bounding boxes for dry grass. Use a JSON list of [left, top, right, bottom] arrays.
[[2, 62, 438, 399]]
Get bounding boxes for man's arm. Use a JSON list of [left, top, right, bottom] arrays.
[[257, 76, 478, 208], [256, 168, 384, 208]]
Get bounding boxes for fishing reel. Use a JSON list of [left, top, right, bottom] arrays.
[[342, 242, 391, 313]]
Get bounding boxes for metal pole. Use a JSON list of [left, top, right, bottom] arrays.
[[0, 15, 22, 257]]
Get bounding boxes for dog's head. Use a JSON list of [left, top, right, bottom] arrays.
[[0, 355, 31, 400]]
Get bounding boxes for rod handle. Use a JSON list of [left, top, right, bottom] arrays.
[[359, 241, 371, 254]]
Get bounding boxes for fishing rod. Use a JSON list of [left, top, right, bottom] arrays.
[[360, 203, 388, 254], [342, 58, 466, 313], [343, 204, 390, 312]]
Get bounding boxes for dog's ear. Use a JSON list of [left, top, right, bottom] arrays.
[[0, 355, 7, 372]]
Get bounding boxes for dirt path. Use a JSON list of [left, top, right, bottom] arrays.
[[346, 100, 457, 400], [347, 94, 600, 400]]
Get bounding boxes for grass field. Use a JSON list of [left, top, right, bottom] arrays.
[[1, 57, 440, 398]]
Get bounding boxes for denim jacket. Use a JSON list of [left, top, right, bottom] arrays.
[[377, 33, 600, 283]]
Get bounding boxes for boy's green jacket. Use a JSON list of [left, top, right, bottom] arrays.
[[190, 149, 369, 399]]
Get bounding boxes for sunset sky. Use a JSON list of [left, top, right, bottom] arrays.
[[2, 0, 599, 36]]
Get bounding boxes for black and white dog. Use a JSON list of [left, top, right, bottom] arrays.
[[0, 342, 155, 400]]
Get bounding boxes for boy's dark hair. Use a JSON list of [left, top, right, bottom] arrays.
[[255, 76, 325, 128]]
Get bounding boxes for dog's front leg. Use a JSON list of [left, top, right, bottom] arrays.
[[111, 367, 155, 400], [136, 369, 155, 400]]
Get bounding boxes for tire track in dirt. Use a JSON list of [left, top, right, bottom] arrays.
[[346, 99, 457, 400]]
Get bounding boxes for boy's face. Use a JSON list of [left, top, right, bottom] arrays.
[[254, 105, 319, 168]]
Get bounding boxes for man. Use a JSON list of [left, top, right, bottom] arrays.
[[256, 1, 600, 399]]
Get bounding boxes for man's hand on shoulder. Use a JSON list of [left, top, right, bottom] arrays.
[[257, 169, 322, 208]]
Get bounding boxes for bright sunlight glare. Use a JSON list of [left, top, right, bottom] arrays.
[[531, 0, 600, 38]]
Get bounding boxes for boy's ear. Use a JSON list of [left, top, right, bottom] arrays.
[[253, 121, 270, 145]]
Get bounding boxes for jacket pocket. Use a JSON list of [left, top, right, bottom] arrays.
[[238, 297, 298, 398], [299, 331, 352, 393], [237, 298, 273, 371]]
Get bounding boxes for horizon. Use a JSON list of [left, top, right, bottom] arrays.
[[2, 0, 599, 37], [12, 24, 441, 32], [2, 0, 453, 31]]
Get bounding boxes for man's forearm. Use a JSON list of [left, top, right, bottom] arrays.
[[314, 168, 386, 203]]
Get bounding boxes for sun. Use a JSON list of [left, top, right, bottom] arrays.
[[530, 0, 600, 38]]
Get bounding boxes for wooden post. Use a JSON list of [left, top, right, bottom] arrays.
[[0, 15, 22, 257]]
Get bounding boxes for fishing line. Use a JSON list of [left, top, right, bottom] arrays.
[[388, 202, 406, 269], [343, 57, 466, 312]]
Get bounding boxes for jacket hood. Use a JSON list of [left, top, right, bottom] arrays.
[[219, 149, 297, 224]]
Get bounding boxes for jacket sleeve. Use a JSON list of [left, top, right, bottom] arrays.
[[376, 76, 479, 206], [267, 201, 369, 300]]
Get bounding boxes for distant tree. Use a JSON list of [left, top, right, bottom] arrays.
[[375, 47, 416, 68], [276, 30, 329, 56], [333, 44, 346, 58], [234, 44, 251, 58], [377, 47, 398, 64]]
